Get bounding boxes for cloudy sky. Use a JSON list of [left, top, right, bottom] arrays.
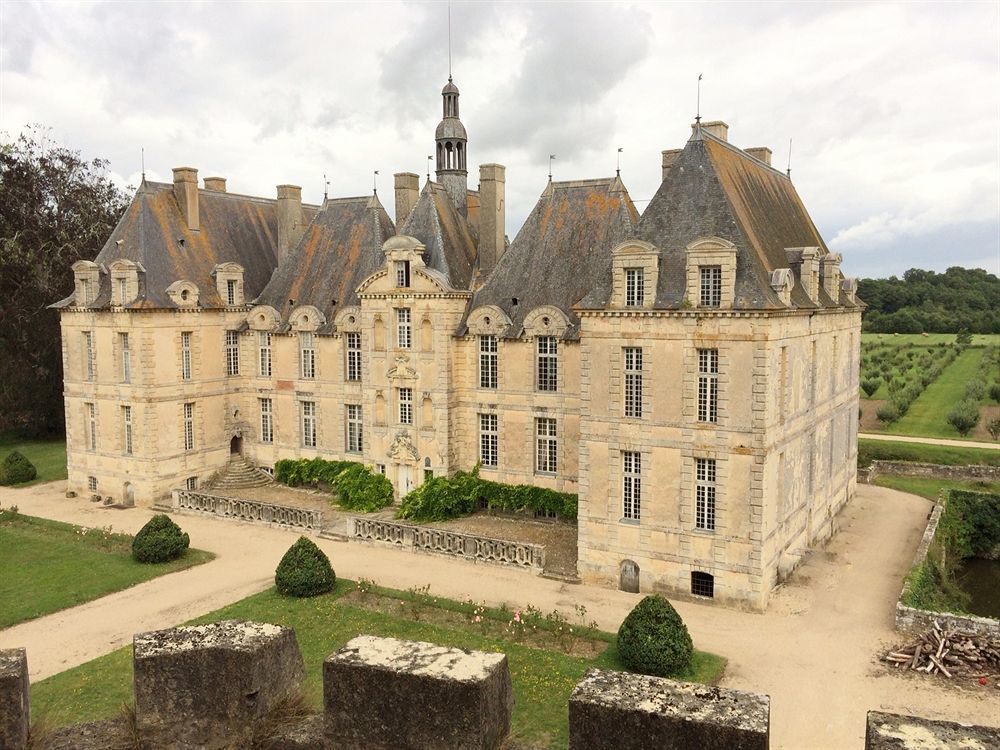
[[2, 0, 998, 278]]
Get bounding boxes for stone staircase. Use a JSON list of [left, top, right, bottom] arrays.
[[208, 455, 273, 490]]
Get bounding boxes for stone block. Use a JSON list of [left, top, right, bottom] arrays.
[[133, 620, 305, 749], [865, 710, 1000, 749], [324, 635, 513, 750], [0, 649, 29, 750], [569, 668, 769, 750]]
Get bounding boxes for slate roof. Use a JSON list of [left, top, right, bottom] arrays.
[[399, 181, 478, 290], [466, 176, 639, 338], [52, 181, 317, 310], [255, 194, 395, 329]]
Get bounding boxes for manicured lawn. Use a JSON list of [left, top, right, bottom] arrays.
[[861, 333, 1000, 347], [0, 511, 214, 628], [31, 580, 725, 749], [857, 438, 1000, 468], [0, 431, 67, 485], [873, 475, 1000, 501]]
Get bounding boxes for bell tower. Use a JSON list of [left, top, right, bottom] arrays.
[[435, 77, 468, 214]]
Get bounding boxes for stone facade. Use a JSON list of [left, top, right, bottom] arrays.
[[865, 711, 1000, 749], [55, 77, 861, 608]]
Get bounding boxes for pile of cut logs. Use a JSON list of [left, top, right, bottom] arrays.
[[883, 621, 1000, 680]]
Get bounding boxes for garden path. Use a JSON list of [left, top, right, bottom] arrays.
[[1, 481, 996, 749], [859, 432, 999, 450]]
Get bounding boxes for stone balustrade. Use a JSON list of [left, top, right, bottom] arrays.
[[171, 489, 325, 533], [351, 516, 545, 572]]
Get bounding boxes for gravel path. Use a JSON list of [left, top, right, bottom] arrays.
[[1, 481, 996, 748], [859, 432, 1000, 450]]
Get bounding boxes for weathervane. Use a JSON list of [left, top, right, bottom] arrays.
[[447, 1, 452, 80], [548, 154, 555, 182], [140, 147, 145, 183], [616, 147, 623, 177], [696, 73, 703, 123], [373, 170, 379, 195], [427, 155, 433, 182], [786, 139, 793, 179], [323, 173, 330, 201]]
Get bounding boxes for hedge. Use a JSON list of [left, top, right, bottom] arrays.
[[274, 458, 393, 513], [397, 467, 578, 522]]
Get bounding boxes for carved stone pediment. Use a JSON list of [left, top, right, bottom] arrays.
[[387, 355, 418, 380], [388, 431, 419, 463]]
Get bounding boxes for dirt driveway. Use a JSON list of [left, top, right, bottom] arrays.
[[1, 481, 995, 748]]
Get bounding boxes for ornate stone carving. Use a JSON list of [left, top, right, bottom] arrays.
[[387, 355, 418, 380], [388, 431, 419, 462]]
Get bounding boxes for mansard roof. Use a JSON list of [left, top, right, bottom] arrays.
[[255, 194, 395, 329], [467, 176, 639, 338], [399, 181, 478, 290]]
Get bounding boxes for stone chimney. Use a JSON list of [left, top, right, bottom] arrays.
[[661, 149, 682, 181], [821, 253, 843, 301], [203, 176, 227, 193], [478, 164, 506, 275], [276, 184, 304, 265], [700, 120, 729, 141], [172, 167, 199, 231], [745, 147, 772, 166], [466, 190, 481, 235], [394, 173, 419, 227], [841, 277, 858, 305], [785, 247, 820, 302]]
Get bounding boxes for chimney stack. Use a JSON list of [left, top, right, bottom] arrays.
[[821, 253, 843, 301], [745, 147, 772, 166], [785, 247, 820, 302], [394, 172, 420, 228], [661, 149, 682, 181], [478, 164, 506, 275], [203, 176, 227, 192], [276, 184, 304, 265], [172, 167, 199, 231]]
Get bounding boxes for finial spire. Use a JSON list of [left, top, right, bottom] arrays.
[[695, 73, 703, 124], [549, 154, 555, 182], [786, 138, 792, 178], [427, 155, 433, 183], [323, 173, 329, 201], [140, 147, 145, 184], [373, 170, 379, 195], [616, 147, 623, 177], [447, 1, 452, 80]]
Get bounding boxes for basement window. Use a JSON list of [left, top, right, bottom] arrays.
[[186, 476, 198, 490], [691, 571, 715, 598], [88, 476, 98, 491]]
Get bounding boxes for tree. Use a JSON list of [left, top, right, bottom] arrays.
[[946, 400, 980, 437], [987, 418, 1000, 441], [0, 126, 129, 436]]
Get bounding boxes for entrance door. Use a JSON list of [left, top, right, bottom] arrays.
[[230, 435, 243, 455], [396, 464, 413, 497], [122, 482, 135, 507]]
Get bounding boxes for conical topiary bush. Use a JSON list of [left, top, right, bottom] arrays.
[[275, 537, 336, 597], [0, 450, 37, 485], [617, 594, 693, 677], [132, 514, 190, 563]]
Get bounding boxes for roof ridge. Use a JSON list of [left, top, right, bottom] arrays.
[[700, 129, 792, 181]]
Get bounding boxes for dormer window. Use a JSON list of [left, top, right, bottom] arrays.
[[226, 279, 237, 306], [699, 266, 722, 307], [395, 260, 411, 288], [212, 263, 244, 307], [72, 260, 101, 307], [625, 268, 644, 307], [686, 237, 737, 309]]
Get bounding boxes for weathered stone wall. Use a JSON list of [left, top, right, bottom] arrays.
[[866, 461, 1000, 485], [0, 649, 28, 750], [866, 710, 1000, 749]]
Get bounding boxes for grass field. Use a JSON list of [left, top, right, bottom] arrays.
[[31, 580, 725, 748], [857, 438, 1000, 468], [0, 510, 213, 628], [0, 431, 67, 486], [873, 475, 1000, 501], [861, 333, 1000, 347]]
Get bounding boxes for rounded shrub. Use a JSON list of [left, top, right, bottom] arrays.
[[617, 594, 693, 677], [0, 450, 37, 485], [988, 383, 1000, 404], [275, 537, 335, 597], [946, 399, 980, 437], [965, 380, 986, 402], [860, 378, 880, 398], [876, 403, 900, 424], [132, 514, 190, 563]]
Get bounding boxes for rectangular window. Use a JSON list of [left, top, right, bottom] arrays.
[[697, 348, 719, 423], [699, 266, 722, 307], [183, 402, 194, 451], [395, 260, 411, 287], [186, 476, 198, 491], [424, 469, 434, 482], [398, 388, 413, 425], [122, 405, 133, 455], [83, 331, 95, 381], [535, 417, 557, 474], [258, 332, 272, 377], [226, 279, 237, 306], [536, 336, 558, 392], [301, 401, 317, 448], [120, 332, 131, 383], [780, 345, 789, 420], [226, 331, 240, 376], [259, 398, 273, 444], [88, 475, 98, 491], [118, 278, 127, 306], [625, 267, 644, 307], [346, 332, 361, 382], [180, 331, 192, 380], [623, 450, 641, 520], [831, 335, 839, 393], [376, 463, 386, 475], [479, 413, 498, 467], [300, 332, 316, 379], [691, 571, 715, 598], [695, 458, 717, 531], [396, 308, 411, 349], [86, 402, 96, 451], [347, 404, 363, 452], [479, 335, 498, 389], [624, 347, 643, 418]]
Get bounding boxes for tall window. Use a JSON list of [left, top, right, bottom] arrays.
[[623, 451, 641, 520], [118, 278, 128, 306], [697, 349, 719, 423], [83, 331, 95, 381], [395, 260, 411, 287], [535, 417, 557, 474], [226, 279, 237, 306], [180, 332, 192, 380], [301, 401, 316, 448], [122, 405, 133, 455], [536, 336, 558, 392], [345, 332, 361, 382], [258, 332, 272, 377], [624, 347, 643, 418], [479, 413, 498, 467], [699, 266, 722, 307], [299, 332, 316, 379], [119, 332, 131, 383], [86, 402, 96, 451], [695, 458, 716, 531], [346, 404, 363, 452], [259, 398, 273, 443], [226, 331, 240, 376], [398, 388, 413, 425], [183, 403, 194, 451], [396, 308, 412, 349], [625, 267, 644, 307], [479, 335, 498, 389]]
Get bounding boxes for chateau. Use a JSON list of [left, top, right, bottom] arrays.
[[54, 78, 861, 609]]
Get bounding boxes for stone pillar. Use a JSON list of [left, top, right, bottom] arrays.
[[276, 184, 305, 266], [569, 668, 769, 750], [133, 621, 305, 749], [394, 172, 420, 227], [866, 711, 1000, 749], [0, 649, 29, 750], [324, 635, 513, 750]]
